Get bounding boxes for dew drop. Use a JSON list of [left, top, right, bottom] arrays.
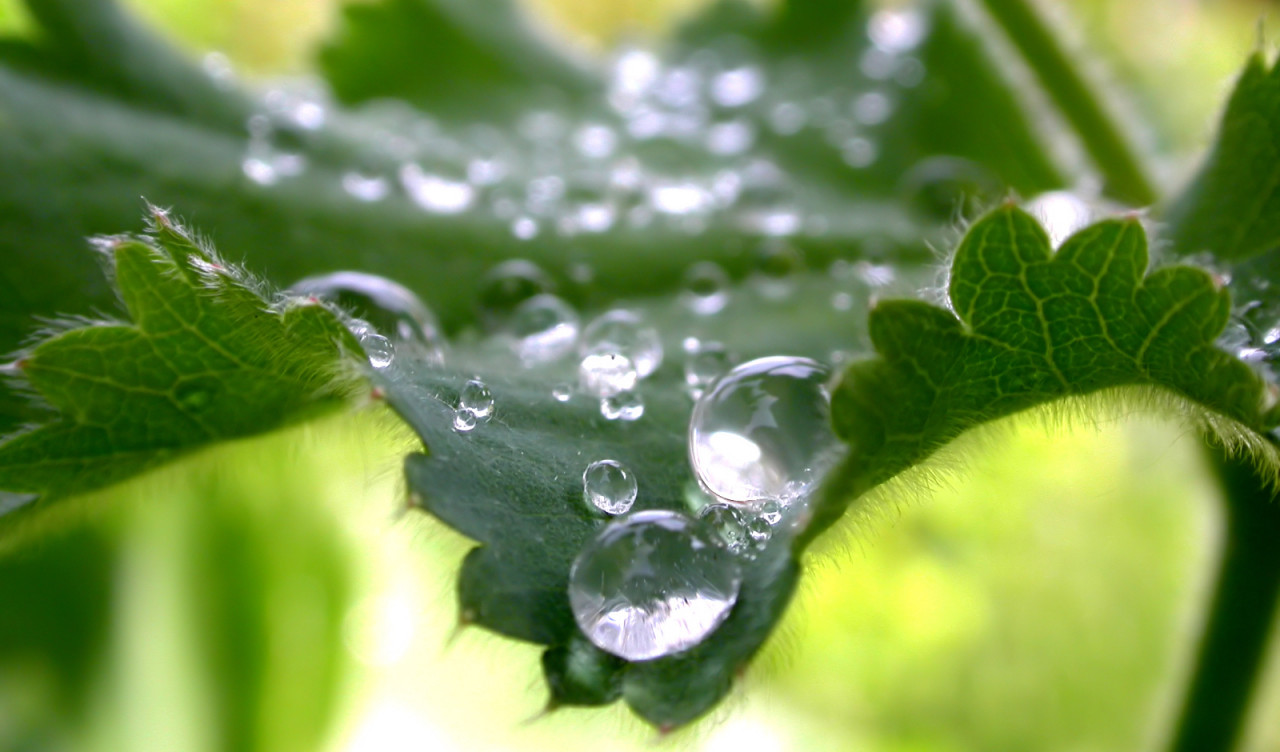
[[342, 172, 391, 202], [601, 389, 644, 421], [710, 66, 764, 108], [769, 102, 807, 136], [478, 260, 555, 330], [752, 240, 803, 300], [745, 515, 772, 547], [452, 408, 478, 433], [553, 383, 574, 402], [689, 356, 840, 505], [509, 294, 580, 365], [579, 352, 639, 398], [583, 459, 638, 515], [459, 378, 494, 419], [360, 332, 395, 369], [568, 510, 742, 661], [900, 157, 1001, 220], [757, 500, 783, 525], [580, 310, 664, 378], [681, 262, 731, 315], [289, 271, 444, 353], [400, 164, 475, 214], [684, 341, 733, 398], [698, 502, 750, 555]]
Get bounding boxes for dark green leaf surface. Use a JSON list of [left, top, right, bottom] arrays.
[[0, 211, 361, 503], [813, 205, 1277, 542], [1166, 53, 1280, 261]]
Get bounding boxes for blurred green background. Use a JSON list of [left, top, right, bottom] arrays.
[[1, 0, 1279, 750]]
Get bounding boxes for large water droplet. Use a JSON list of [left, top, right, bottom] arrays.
[[583, 459, 638, 515], [689, 356, 840, 506], [360, 332, 395, 369], [568, 510, 742, 661], [509, 294, 580, 365], [580, 310, 664, 379], [289, 271, 444, 353]]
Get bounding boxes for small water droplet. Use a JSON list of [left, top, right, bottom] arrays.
[[706, 119, 756, 156], [900, 157, 1000, 221], [757, 500, 783, 525], [452, 408, 478, 432], [752, 240, 803, 300], [769, 102, 807, 136], [867, 8, 927, 53], [459, 378, 494, 419], [852, 91, 894, 126], [698, 503, 750, 555], [684, 341, 733, 398], [400, 164, 475, 214], [568, 509, 742, 661], [583, 459, 638, 515], [511, 216, 540, 240], [601, 389, 644, 421], [579, 352, 639, 398], [573, 123, 618, 160], [745, 516, 772, 546], [342, 172, 391, 202], [710, 66, 764, 108], [681, 262, 731, 315], [478, 260, 555, 330], [553, 383, 574, 402], [360, 332, 395, 369], [689, 356, 840, 505], [509, 294, 580, 365]]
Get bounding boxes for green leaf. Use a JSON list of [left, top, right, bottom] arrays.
[[813, 205, 1278, 543], [0, 209, 361, 503], [1165, 53, 1280, 261], [318, 0, 597, 115]]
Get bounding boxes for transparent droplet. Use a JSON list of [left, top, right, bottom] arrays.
[[745, 516, 772, 547], [757, 500, 783, 525], [579, 352, 639, 398], [568, 510, 742, 661], [509, 294, 580, 365], [684, 341, 733, 398], [1025, 191, 1094, 248], [289, 271, 444, 353], [452, 408, 478, 433], [459, 378, 494, 419], [580, 310, 664, 379], [698, 503, 750, 555], [574, 123, 618, 160], [511, 216, 539, 240], [752, 241, 803, 300], [583, 459, 638, 515], [399, 164, 475, 214], [682, 262, 731, 315], [706, 119, 756, 156], [360, 332, 395, 369], [900, 157, 1001, 221], [553, 383, 574, 402], [689, 356, 840, 505], [601, 390, 644, 421], [710, 66, 764, 108], [342, 172, 391, 202], [867, 8, 927, 53], [769, 102, 807, 136], [478, 260, 555, 331]]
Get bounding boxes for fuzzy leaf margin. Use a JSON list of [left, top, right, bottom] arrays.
[[0, 209, 362, 505]]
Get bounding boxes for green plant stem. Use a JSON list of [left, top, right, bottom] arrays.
[[973, 0, 1158, 206], [1168, 442, 1280, 752]]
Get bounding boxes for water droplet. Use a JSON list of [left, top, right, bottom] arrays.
[[511, 216, 539, 240], [601, 389, 644, 421], [459, 378, 494, 419], [684, 341, 734, 399], [757, 500, 783, 525], [583, 459, 638, 515], [706, 119, 756, 156], [841, 137, 878, 168], [852, 91, 894, 126], [568, 509, 742, 661], [745, 516, 772, 546], [289, 271, 444, 352], [710, 66, 764, 108], [452, 408, 478, 433], [698, 503, 750, 555], [579, 352, 639, 398], [831, 291, 854, 311], [553, 383, 574, 402], [689, 356, 840, 505], [769, 102, 807, 136], [342, 172, 391, 202], [400, 164, 475, 214], [682, 262, 731, 315], [649, 181, 714, 216], [752, 241, 803, 300], [360, 332, 395, 369], [1024, 191, 1094, 248], [509, 294, 580, 365], [900, 157, 1000, 221], [478, 260, 555, 330], [580, 310, 664, 379], [867, 8, 927, 53], [574, 123, 618, 160]]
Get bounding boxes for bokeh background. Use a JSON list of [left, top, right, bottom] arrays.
[[1, 0, 1279, 750]]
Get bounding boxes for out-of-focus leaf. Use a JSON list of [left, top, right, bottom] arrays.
[[1166, 53, 1280, 261]]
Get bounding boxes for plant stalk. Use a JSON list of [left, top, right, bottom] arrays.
[[1168, 442, 1280, 752], [972, 0, 1158, 206]]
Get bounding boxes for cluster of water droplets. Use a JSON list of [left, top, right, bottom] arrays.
[[1214, 257, 1280, 409]]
